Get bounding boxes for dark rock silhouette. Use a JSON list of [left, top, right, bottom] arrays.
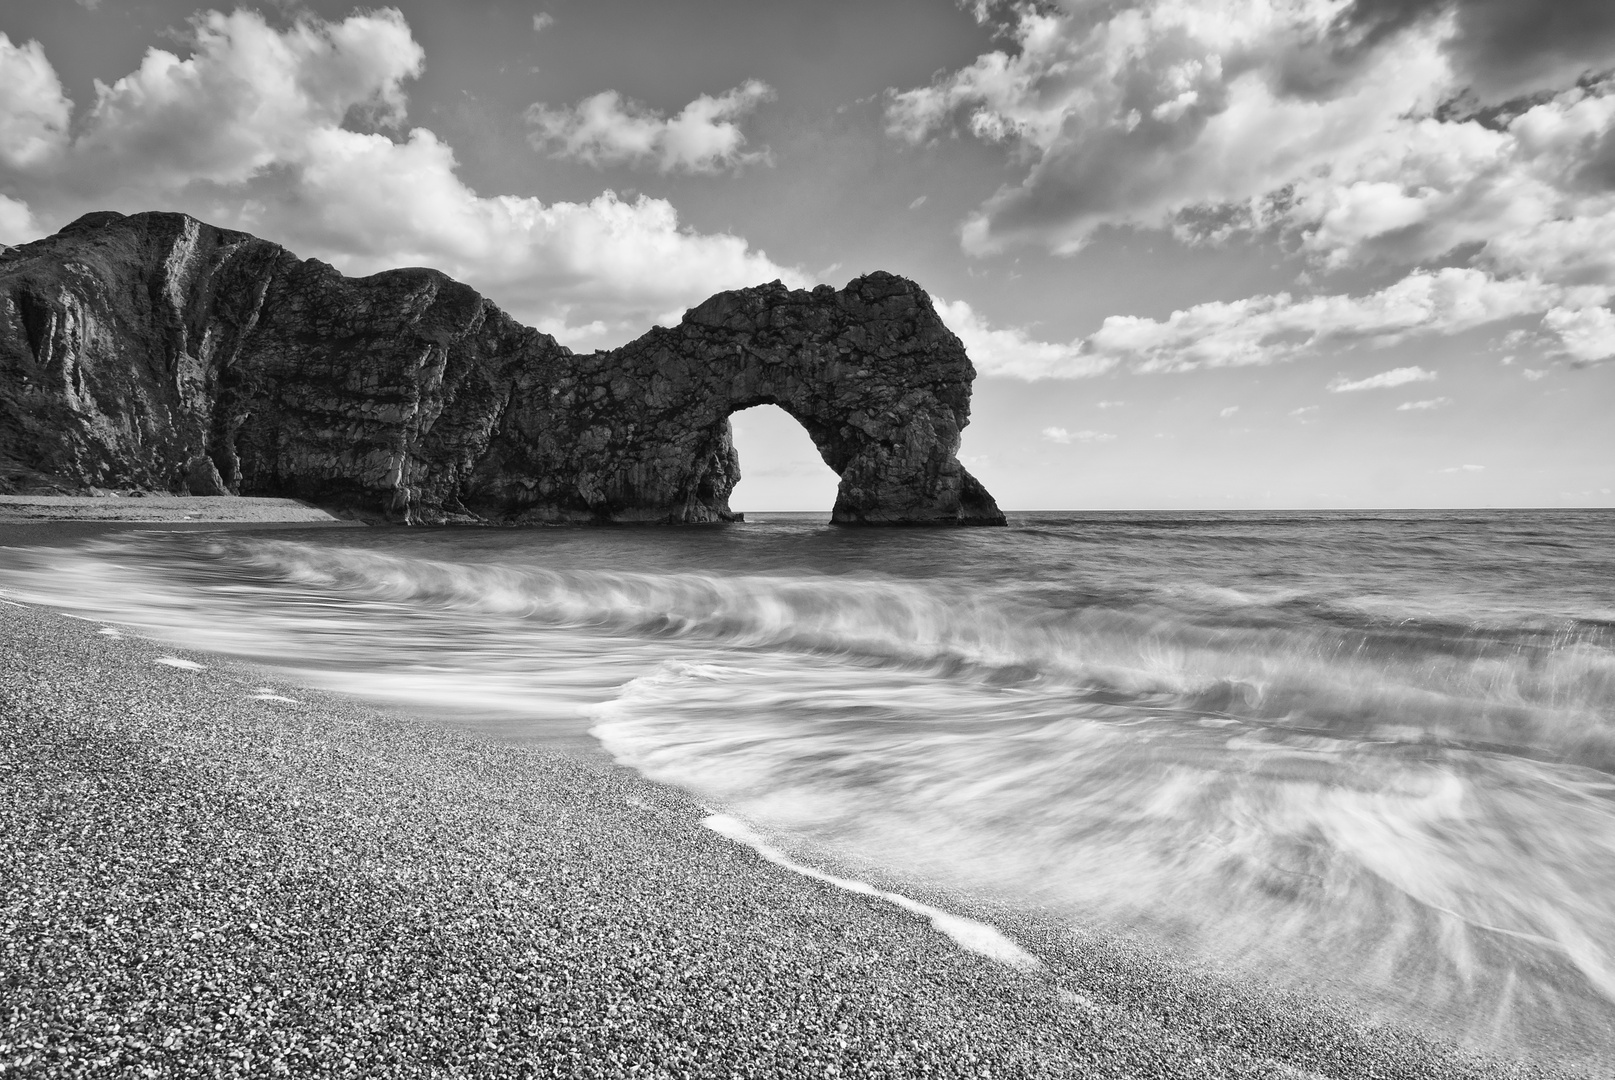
[[0, 211, 1004, 525]]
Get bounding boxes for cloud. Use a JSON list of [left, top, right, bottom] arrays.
[[0, 11, 801, 342], [1441, 463, 1485, 472], [1086, 267, 1556, 373], [887, 1, 1615, 377], [931, 295, 1114, 379], [1219, 406, 1240, 417], [531, 13, 554, 33], [73, 0, 102, 9], [1097, 400, 1125, 408], [885, 0, 1615, 305], [1332, 0, 1615, 103], [0, 194, 38, 245], [1043, 427, 1115, 444], [0, 34, 70, 172], [908, 194, 927, 210], [527, 80, 775, 174], [1286, 86, 1615, 286], [1291, 406, 1320, 419], [886, 0, 1458, 255], [1542, 304, 1615, 362], [1329, 365, 1437, 392], [1396, 396, 1451, 410], [941, 266, 1609, 378]]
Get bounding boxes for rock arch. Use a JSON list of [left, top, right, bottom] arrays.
[[469, 274, 1004, 525], [0, 212, 1005, 526]]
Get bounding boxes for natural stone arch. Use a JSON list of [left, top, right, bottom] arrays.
[[1, 212, 1004, 526], [470, 273, 1005, 525]]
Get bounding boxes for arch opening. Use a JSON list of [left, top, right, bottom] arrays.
[[726, 403, 841, 515]]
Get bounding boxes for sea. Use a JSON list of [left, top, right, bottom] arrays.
[[3, 509, 1613, 1065]]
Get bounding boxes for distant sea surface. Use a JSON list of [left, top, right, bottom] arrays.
[[4, 509, 1613, 1062]]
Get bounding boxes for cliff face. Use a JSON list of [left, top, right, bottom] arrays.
[[0, 211, 1004, 525]]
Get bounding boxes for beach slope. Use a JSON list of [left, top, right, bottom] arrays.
[[0, 600, 1570, 1078]]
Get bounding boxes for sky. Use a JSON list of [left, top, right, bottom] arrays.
[[1, 0, 1612, 510]]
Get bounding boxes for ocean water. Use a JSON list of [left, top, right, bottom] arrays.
[[3, 509, 1614, 1062]]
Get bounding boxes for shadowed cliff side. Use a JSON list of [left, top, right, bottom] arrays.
[[0, 211, 1004, 525]]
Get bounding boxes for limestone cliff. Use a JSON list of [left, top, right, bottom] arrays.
[[0, 211, 1004, 525]]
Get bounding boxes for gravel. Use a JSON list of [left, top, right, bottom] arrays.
[[0, 495, 341, 524], [0, 601, 1587, 1078]]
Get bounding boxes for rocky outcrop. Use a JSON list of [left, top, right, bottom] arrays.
[[0, 211, 1004, 525]]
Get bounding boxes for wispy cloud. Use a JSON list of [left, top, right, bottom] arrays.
[[941, 270, 1608, 380], [1043, 427, 1115, 445], [908, 194, 927, 210], [1396, 396, 1451, 411], [1441, 464, 1486, 473], [1330, 366, 1436, 393], [932, 296, 1112, 380], [1219, 405, 1239, 418], [1083, 270, 1562, 374]]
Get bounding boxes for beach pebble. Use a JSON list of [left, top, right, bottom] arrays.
[[0, 604, 1577, 1079]]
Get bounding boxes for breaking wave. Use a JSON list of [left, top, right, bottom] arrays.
[[3, 512, 1613, 1061]]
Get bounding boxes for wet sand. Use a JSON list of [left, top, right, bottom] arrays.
[[0, 533, 1587, 1076]]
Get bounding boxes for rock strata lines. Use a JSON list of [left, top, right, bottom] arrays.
[[0, 211, 1004, 526]]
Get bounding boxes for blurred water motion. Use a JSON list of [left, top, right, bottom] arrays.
[[4, 509, 1613, 1060]]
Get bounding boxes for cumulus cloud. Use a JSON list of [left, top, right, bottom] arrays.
[[1329, 365, 1437, 392], [0, 12, 800, 341], [1332, 0, 1615, 103], [888, 1, 1615, 270], [931, 295, 1114, 379], [0, 34, 70, 172], [899, 16, 1615, 377], [887, 0, 1460, 255], [0, 194, 38, 245], [1543, 304, 1615, 362], [1043, 427, 1115, 444], [527, 80, 775, 174], [886, 0, 1615, 379], [1396, 396, 1451, 410], [531, 13, 554, 33], [885, 0, 1615, 374]]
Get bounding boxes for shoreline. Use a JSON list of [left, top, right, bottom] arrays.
[[0, 495, 359, 551], [0, 603, 1581, 1076]]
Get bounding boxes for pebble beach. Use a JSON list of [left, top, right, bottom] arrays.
[[0, 521, 1595, 1077], [0, 495, 344, 525]]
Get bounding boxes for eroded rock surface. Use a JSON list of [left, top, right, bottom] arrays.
[[0, 211, 1003, 525]]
